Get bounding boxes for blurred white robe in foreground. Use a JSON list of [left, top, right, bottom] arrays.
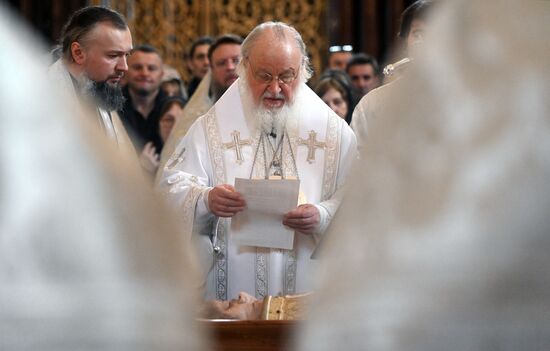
[[0, 6, 206, 350], [299, 0, 550, 350], [159, 78, 356, 300]]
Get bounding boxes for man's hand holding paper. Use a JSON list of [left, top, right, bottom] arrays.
[[208, 184, 246, 217], [231, 178, 301, 249], [283, 204, 320, 235]]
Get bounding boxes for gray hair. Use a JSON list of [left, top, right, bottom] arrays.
[[238, 21, 312, 82]]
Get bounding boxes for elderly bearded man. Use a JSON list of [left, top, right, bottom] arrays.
[[159, 22, 357, 300]]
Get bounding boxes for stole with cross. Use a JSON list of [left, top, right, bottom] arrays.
[[223, 129, 326, 205]]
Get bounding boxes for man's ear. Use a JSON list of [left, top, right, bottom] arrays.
[[70, 42, 86, 64]]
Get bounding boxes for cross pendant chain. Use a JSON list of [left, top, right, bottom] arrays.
[[298, 130, 326, 164], [223, 130, 252, 165], [266, 133, 284, 176]]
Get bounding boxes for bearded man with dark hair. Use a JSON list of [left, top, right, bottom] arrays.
[[48, 5, 133, 148]]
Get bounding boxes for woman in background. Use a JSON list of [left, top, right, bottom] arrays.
[[140, 96, 186, 176], [314, 69, 358, 125]]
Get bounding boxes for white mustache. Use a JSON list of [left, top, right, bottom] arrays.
[[262, 92, 285, 99]]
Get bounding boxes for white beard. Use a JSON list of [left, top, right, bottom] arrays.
[[257, 103, 290, 145], [238, 74, 301, 146]]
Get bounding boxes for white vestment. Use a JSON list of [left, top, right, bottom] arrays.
[[48, 59, 135, 155], [159, 79, 357, 300], [157, 70, 214, 175], [299, 0, 550, 350]]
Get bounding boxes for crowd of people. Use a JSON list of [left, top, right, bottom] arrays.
[[17, 0, 429, 308], [49, 4, 399, 182], [3, 0, 549, 349]]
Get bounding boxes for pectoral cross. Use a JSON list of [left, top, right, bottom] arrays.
[[298, 130, 326, 164], [223, 130, 252, 165]]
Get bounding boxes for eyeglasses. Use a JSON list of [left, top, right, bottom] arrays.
[[247, 59, 298, 85], [329, 45, 353, 53]]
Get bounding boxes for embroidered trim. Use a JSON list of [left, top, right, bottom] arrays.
[[321, 114, 341, 201], [215, 218, 228, 300], [281, 132, 299, 293], [204, 110, 230, 300], [255, 247, 269, 298], [165, 146, 186, 170], [205, 110, 227, 185], [284, 249, 297, 295]]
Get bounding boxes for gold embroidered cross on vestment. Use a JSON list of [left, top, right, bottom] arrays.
[[223, 130, 252, 165], [298, 130, 326, 164]]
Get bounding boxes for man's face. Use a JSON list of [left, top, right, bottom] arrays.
[[189, 44, 210, 79], [126, 51, 163, 96], [245, 38, 302, 110], [78, 23, 132, 86], [328, 51, 352, 71], [348, 63, 380, 95], [210, 43, 241, 89]]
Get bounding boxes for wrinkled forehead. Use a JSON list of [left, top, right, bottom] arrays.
[[248, 37, 302, 72]]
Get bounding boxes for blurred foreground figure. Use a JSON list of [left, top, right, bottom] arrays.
[[351, 0, 434, 151], [299, 0, 550, 350], [0, 6, 206, 351]]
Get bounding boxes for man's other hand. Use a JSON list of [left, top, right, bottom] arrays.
[[283, 204, 320, 235], [208, 184, 246, 217]]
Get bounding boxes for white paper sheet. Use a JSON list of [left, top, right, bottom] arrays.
[[231, 178, 300, 249]]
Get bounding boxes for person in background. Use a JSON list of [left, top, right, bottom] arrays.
[[118, 44, 167, 174], [314, 69, 358, 124], [186, 36, 213, 98], [208, 34, 242, 102], [327, 45, 353, 71], [48, 5, 134, 151], [351, 0, 434, 150], [140, 96, 186, 177], [158, 96, 186, 145], [161, 63, 187, 99], [157, 34, 243, 176], [345, 53, 382, 97]]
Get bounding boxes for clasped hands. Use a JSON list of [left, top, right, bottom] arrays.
[[208, 184, 319, 234]]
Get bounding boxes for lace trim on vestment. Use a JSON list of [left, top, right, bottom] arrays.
[[205, 110, 230, 300], [253, 130, 300, 298], [321, 113, 341, 201]]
